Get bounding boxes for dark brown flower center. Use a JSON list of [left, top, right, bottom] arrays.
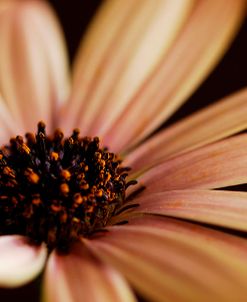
[[0, 122, 136, 250]]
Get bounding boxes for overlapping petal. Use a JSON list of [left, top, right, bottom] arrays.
[[62, 0, 194, 135], [0, 1, 246, 301], [86, 216, 247, 302], [130, 134, 247, 194], [43, 244, 136, 302], [125, 88, 247, 172], [0, 0, 69, 133], [123, 189, 247, 232], [0, 235, 47, 287], [103, 0, 246, 152], [0, 94, 18, 143]]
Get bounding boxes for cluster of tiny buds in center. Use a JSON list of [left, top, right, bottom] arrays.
[[0, 122, 137, 250]]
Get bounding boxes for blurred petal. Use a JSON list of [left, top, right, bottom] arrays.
[[125, 189, 247, 232], [0, 235, 47, 287], [130, 134, 247, 194], [26, 1, 70, 112], [0, 0, 14, 12], [0, 0, 69, 133], [0, 94, 18, 143], [125, 88, 247, 172], [86, 216, 247, 302], [43, 245, 136, 302], [62, 0, 193, 135], [104, 0, 246, 152]]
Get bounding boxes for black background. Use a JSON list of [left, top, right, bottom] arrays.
[[0, 1, 246, 301]]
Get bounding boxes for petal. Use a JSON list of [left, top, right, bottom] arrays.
[[131, 134, 247, 194], [0, 93, 19, 143], [86, 216, 247, 302], [0, 0, 69, 133], [62, 0, 193, 135], [125, 88, 247, 172], [103, 0, 246, 152], [43, 245, 136, 302], [123, 189, 247, 232], [0, 235, 47, 287]]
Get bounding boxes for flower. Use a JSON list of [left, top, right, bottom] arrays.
[[0, 0, 247, 302]]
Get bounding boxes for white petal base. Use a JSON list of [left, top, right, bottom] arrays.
[[0, 235, 47, 288]]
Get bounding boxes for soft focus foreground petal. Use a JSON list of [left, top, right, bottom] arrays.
[[104, 0, 246, 153], [130, 134, 247, 194], [86, 216, 247, 302], [0, 235, 47, 287], [43, 245, 136, 302], [125, 189, 247, 232], [0, 94, 18, 143], [125, 88, 247, 172], [62, 0, 193, 135], [0, 0, 69, 133]]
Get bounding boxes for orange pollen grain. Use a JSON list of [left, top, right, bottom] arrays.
[[3, 166, 15, 177], [74, 193, 83, 204], [22, 144, 30, 154], [81, 183, 89, 190], [60, 169, 71, 180], [72, 217, 80, 223], [51, 204, 62, 212], [96, 190, 103, 197], [60, 212, 68, 223], [106, 173, 111, 182], [24, 169, 40, 184], [29, 172, 40, 184], [60, 183, 70, 194], [32, 198, 42, 205], [51, 152, 59, 161]]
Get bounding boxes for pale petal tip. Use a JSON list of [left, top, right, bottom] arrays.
[[0, 236, 47, 288]]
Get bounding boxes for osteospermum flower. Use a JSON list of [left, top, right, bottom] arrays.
[[0, 0, 247, 301]]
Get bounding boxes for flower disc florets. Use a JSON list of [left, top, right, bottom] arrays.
[[0, 122, 133, 250]]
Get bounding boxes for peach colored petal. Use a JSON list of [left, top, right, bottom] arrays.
[[26, 1, 70, 117], [62, 0, 193, 135], [43, 244, 136, 302], [103, 0, 246, 153], [122, 189, 247, 232], [0, 235, 47, 287], [0, 0, 69, 133], [0, 0, 14, 12], [85, 217, 247, 302], [125, 88, 247, 172], [130, 134, 247, 194], [0, 94, 19, 143]]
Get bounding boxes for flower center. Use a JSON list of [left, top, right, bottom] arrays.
[[0, 122, 135, 250]]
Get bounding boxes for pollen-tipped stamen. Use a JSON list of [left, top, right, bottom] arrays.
[[0, 122, 136, 250]]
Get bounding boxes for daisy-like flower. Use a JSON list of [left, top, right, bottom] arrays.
[[0, 0, 247, 301]]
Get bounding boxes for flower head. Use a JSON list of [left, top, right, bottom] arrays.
[[0, 1, 247, 301]]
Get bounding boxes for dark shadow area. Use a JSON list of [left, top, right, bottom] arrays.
[[49, 0, 103, 62], [0, 275, 42, 302]]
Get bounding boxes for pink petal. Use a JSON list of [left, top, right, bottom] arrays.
[[62, 0, 193, 135], [122, 189, 247, 232], [0, 0, 69, 133], [131, 134, 247, 194], [86, 216, 247, 302], [103, 0, 246, 152], [125, 87, 247, 172], [0, 94, 19, 144], [43, 244, 136, 302], [0, 235, 47, 287]]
